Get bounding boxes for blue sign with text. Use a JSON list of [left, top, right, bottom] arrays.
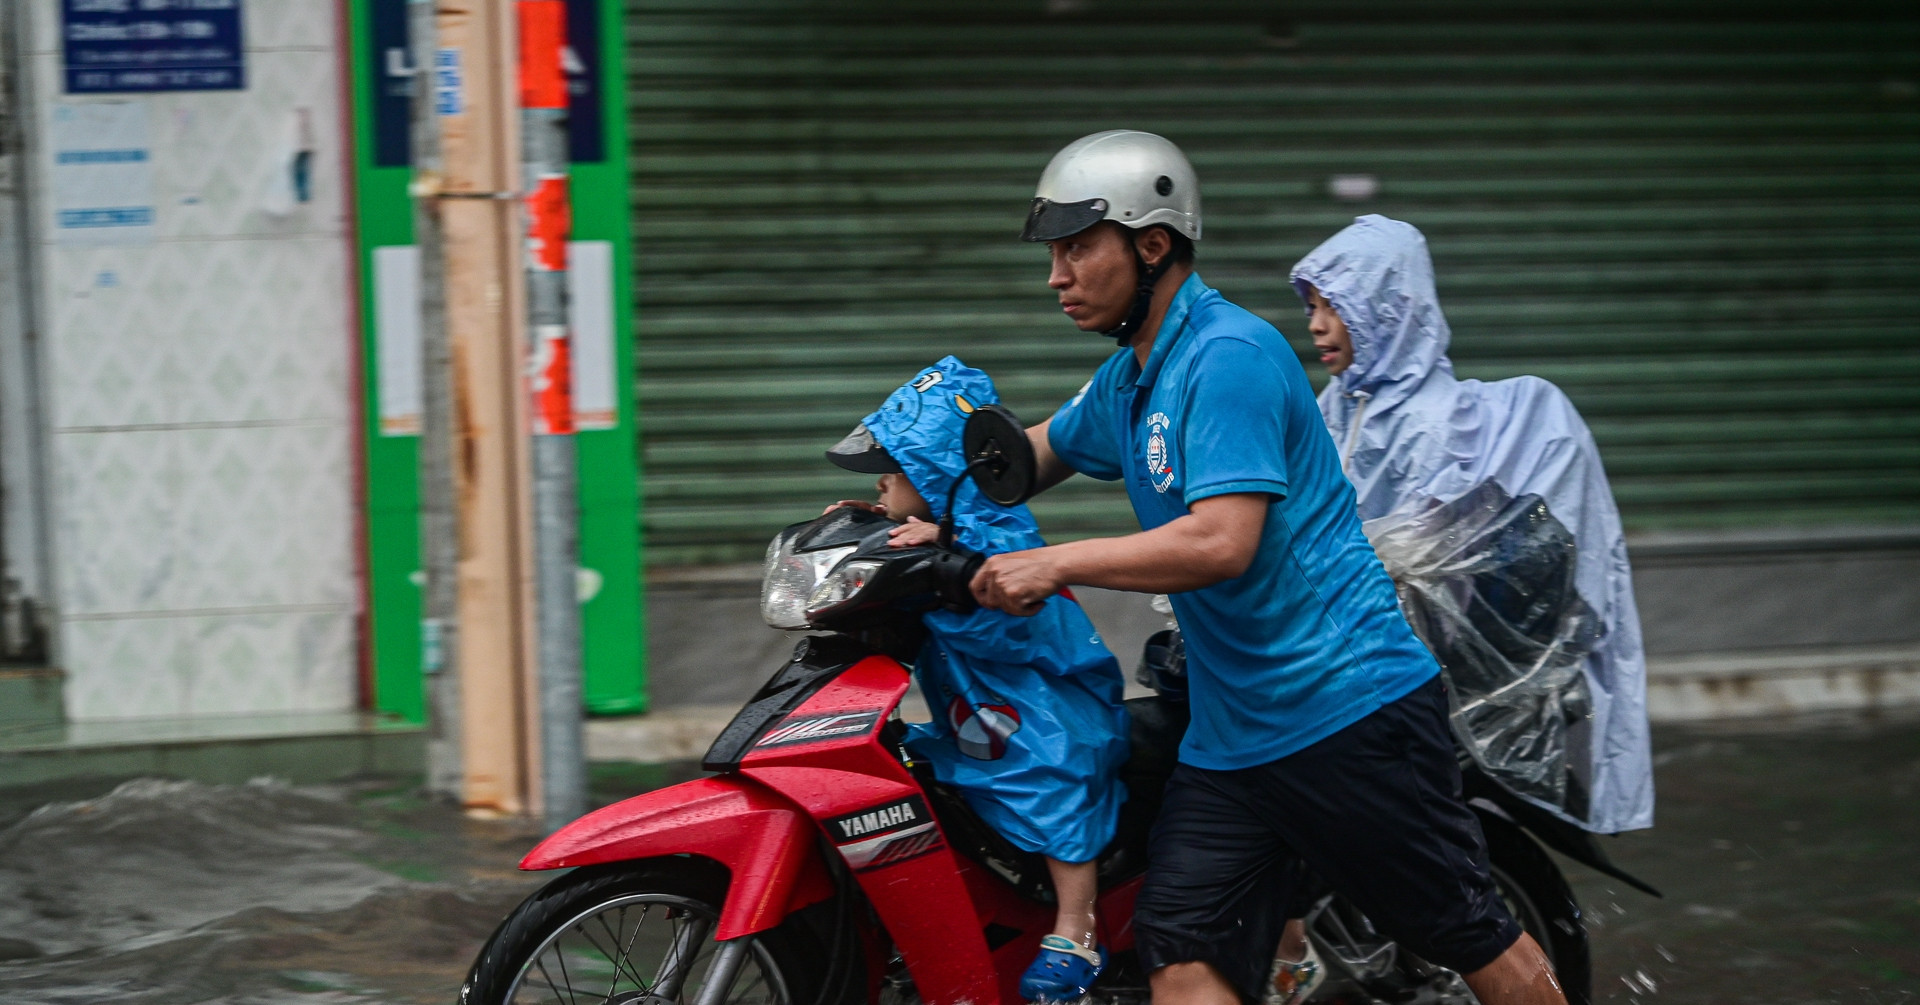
[[64, 0, 246, 94]]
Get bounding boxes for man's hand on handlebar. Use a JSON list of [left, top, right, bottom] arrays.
[[971, 549, 1064, 617], [887, 516, 941, 548]]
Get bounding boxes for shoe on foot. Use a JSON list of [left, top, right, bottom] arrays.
[[1019, 935, 1106, 1003], [1264, 937, 1324, 1005]]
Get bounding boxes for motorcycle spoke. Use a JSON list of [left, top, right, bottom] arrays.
[[614, 905, 655, 997], [654, 912, 716, 1000], [535, 954, 581, 1005], [728, 963, 770, 1005], [569, 919, 647, 996], [590, 905, 655, 994], [501, 891, 776, 1005]]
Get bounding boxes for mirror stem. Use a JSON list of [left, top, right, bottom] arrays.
[[940, 458, 993, 549]]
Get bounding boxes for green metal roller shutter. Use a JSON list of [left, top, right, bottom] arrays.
[[628, 0, 1920, 567]]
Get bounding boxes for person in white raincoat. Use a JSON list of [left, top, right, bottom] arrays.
[[1289, 214, 1654, 836]]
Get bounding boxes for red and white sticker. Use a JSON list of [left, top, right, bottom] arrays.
[[528, 323, 574, 435], [753, 710, 880, 750], [826, 795, 943, 872]]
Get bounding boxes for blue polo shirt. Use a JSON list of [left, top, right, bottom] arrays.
[[1048, 274, 1438, 770]]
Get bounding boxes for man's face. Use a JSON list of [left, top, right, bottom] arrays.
[[1306, 286, 1355, 376], [1047, 223, 1140, 332]]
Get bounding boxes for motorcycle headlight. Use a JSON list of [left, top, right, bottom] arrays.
[[760, 531, 857, 630], [807, 559, 884, 617]]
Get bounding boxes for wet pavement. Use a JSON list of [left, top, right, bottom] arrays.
[[0, 715, 1914, 1004]]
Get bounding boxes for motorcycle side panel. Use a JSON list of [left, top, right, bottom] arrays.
[[742, 657, 1003, 1005], [518, 774, 836, 940], [951, 855, 1058, 1003]]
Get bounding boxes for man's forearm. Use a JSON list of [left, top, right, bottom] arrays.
[[970, 493, 1267, 613], [1044, 512, 1257, 593]]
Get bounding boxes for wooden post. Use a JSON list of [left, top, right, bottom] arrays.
[[433, 0, 540, 816]]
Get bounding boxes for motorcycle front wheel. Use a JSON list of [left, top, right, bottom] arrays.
[[460, 858, 833, 1005]]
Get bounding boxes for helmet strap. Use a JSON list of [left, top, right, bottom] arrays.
[[1100, 236, 1174, 347]]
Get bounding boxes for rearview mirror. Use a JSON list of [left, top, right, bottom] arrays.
[[962, 404, 1037, 507]]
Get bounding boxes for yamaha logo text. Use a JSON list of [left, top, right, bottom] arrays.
[[826, 796, 943, 872]]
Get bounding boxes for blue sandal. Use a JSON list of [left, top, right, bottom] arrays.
[[1019, 935, 1107, 1003]]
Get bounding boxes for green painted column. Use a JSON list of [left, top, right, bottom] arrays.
[[346, 0, 646, 723]]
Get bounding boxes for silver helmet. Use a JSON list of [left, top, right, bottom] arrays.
[[1021, 130, 1202, 244]]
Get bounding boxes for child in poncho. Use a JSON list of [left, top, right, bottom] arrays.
[[823, 357, 1129, 1003]]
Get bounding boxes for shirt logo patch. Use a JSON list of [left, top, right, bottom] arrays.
[[1145, 411, 1175, 494]]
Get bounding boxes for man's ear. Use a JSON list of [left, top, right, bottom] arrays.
[[1133, 226, 1173, 268]]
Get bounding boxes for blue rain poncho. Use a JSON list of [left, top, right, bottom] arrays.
[[862, 356, 1129, 863], [1291, 216, 1653, 833]]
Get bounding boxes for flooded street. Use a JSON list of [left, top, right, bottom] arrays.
[[1570, 712, 1920, 1003], [1, 718, 1914, 1004]]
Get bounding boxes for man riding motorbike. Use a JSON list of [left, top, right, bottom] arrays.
[[968, 131, 1570, 1005]]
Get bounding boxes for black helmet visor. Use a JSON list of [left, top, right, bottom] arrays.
[[825, 423, 902, 474], [1021, 197, 1109, 243]]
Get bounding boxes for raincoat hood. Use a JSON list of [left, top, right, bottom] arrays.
[[862, 360, 1129, 865], [861, 356, 1034, 553], [1289, 217, 1654, 834], [1290, 214, 1453, 406]]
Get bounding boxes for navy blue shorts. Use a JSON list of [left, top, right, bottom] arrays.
[[1132, 675, 1521, 1001]]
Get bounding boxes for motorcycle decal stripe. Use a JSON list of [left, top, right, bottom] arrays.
[[826, 795, 933, 843], [753, 710, 881, 749], [835, 821, 943, 872]]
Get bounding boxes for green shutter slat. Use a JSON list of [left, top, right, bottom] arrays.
[[628, 1, 1920, 565]]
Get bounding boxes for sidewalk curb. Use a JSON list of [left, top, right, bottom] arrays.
[[1646, 645, 1920, 722]]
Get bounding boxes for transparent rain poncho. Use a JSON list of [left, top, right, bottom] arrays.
[[1292, 216, 1653, 833]]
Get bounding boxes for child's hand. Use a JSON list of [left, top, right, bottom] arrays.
[[823, 500, 887, 517], [887, 516, 941, 548]]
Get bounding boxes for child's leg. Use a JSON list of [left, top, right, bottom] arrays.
[[1022, 858, 1107, 1001], [1045, 857, 1099, 949]]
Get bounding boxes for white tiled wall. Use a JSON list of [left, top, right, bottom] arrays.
[[22, 0, 359, 720]]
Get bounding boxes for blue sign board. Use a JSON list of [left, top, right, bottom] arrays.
[[64, 0, 246, 94], [364, 0, 602, 167]]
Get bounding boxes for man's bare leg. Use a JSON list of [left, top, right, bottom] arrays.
[[1149, 960, 1240, 1005], [1462, 933, 1567, 1005]]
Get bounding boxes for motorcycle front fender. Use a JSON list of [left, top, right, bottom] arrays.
[[521, 774, 837, 940]]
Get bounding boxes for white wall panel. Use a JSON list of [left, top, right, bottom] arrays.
[[20, 0, 359, 721]]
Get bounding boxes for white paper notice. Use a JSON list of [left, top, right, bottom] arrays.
[[375, 245, 422, 435], [50, 101, 156, 245], [372, 241, 617, 436], [567, 240, 618, 431]]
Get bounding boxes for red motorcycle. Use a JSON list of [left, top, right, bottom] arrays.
[[460, 407, 1647, 1005]]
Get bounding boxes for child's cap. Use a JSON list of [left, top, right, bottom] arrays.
[[824, 422, 903, 474]]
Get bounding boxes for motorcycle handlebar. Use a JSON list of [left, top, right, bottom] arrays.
[[927, 546, 985, 612]]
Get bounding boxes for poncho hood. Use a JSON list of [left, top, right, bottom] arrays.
[[862, 356, 1037, 553], [1290, 214, 1453, 408]]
